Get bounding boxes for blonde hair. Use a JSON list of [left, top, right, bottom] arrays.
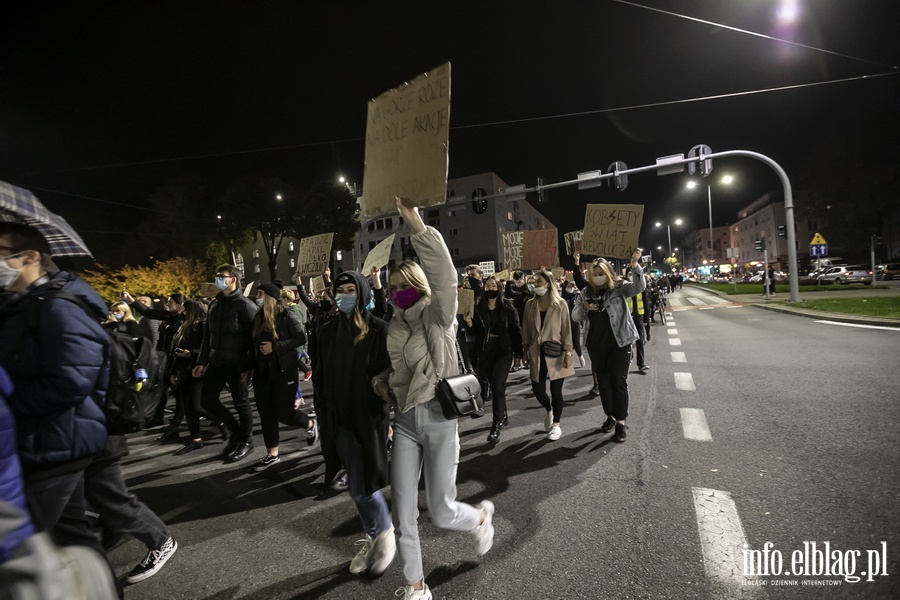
[[389, 260, 432, 301], [588, 259, 620, 294], [350, 306, 369, 345], [535, 270, 565, 308], [252, 294, 281, 341], [110, 301, 137, 322]]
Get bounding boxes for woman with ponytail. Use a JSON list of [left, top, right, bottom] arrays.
[[249, 283, 316, 470], [309, 270, 395, 576]]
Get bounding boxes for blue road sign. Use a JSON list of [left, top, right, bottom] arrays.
[[809, 243, 828, 257]]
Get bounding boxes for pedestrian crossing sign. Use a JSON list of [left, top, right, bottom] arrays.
[[809, 232, 827, 245]]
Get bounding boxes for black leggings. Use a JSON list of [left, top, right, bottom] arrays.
[[588, 344, 632, 420], [478, 349, 513, 421], [175, 377, 218, 439], [532, 355, 566, 423], [253, 364, 310, 449]]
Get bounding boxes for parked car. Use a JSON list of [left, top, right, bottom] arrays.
[[816, 265, 872, 285], [880, 263, 900, 281]]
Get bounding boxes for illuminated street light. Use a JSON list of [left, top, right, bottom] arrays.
[[275, 194, 283, 201], [656, 219, 684, 259], [687, 175, 733, 267]]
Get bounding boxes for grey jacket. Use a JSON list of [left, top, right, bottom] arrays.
[[571, 264, 645, 349], [382, 227, 459, 413]]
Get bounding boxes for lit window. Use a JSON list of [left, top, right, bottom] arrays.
[[289, 241, 294, 252], [336, 250, 342, 261], [508, 212, 513, 221], [290, 258, 295, 268], [253, 249, 259, 259], [254, 264, 260, 273]]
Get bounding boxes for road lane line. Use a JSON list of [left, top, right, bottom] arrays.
[[691, 487, 750, 597], [813, 320, 900, 332], [699, 307, 715, 310], [668, 338, 681, 346], [687, 297, 707, 306], [667, 328, 678, 335], [680, 408, 711, 440], [674, 372, 695, 391], [671, 352, 686, 362]]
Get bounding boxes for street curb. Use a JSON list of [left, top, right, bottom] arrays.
[[749, 303, 900, 328]]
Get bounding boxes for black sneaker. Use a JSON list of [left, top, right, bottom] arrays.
[[487, 423, 500, 443], [174, 440, 203, 456], [599, 416, 616, 433], [252, 454, 281, 472], [155, 427, 181, 444], [613, 423, 627, 443], [498, 414, 509, 429], [125, 536, 177, 584], [306, 419, 318, 446], [588, 386, 600, 397]]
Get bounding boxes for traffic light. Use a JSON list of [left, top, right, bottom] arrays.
[[471, 188, 487, 215], [754, 239, 764, 252], [777, 225, 786, 238], [687, 144, 713, 177]]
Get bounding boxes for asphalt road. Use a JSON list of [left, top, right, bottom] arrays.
[[109, 288, 900, 599]]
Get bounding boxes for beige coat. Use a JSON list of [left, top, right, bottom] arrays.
[[522, 296, 575, 382]]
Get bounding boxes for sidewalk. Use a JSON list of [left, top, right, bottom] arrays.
[[689, 284, 900, 327]]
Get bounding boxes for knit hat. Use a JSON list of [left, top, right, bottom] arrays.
[[258, 282, 281, 300], [332, 270, 372, 312]]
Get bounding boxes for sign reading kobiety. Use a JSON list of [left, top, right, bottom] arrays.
[[361, 63, 451, 217], [296, 233, 334, 277], [501, 229, 559, 270], [582, 204, 644, 259]]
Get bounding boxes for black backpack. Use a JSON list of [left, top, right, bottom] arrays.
[[26, 290, 157, 435]]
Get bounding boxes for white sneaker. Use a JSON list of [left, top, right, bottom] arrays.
[[543, 411, 553, 431], [349, 535, 374, 574], [547, 425, 562, 441], [369, 526, 396, 575], [472, 500, 495, 556], [395, 584, 433, 599], [578, 354, 586, 367]]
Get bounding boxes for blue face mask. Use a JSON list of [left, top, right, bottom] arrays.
[[215, 277, 228, 290], [527, 283, 535, 293], [335, 293, 357, 314], [255, 298, 264, 307]]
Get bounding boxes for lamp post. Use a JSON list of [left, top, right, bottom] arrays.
[[655, 219, 683, 260], [687, 175, 732, 266]]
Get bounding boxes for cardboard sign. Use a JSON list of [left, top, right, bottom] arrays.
[[478, 261, 495, 276], [551, 267, 565, 281], [501, 229, 559, 271], [362, 234, 396, 275], [200, 282, 218, 298], [582, 204, 644, 259], [361, 63, 451, 217], [564, 230, 583, 256], [457, 288, 475, 318], [310, 276, 326, 294], [243, 281, 255, 298], [494, 269, 510, 282], [296, 233, 334, 277]]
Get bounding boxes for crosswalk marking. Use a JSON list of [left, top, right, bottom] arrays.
[[687, 297, 707, 306], [680, 408, 711, 440], [674, 372, 696, 391]]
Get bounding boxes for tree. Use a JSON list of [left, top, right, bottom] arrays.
[[79, 257, 210, 304]]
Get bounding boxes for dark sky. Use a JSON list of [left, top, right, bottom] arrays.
[[1, 0, 897, 265]]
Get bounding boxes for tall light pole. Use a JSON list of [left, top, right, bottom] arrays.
[[687, 175, 732, 266], [655, 219, 683, 259]]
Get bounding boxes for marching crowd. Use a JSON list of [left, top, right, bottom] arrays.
[[0, 198, 676, 599]]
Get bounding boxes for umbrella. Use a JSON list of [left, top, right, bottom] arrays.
[[0, 180, 93, 257]]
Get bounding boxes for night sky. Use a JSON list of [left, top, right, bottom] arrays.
[[2, 1, 897, 266]]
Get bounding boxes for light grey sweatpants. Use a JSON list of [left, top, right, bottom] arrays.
[[391, 399, 481, 585]]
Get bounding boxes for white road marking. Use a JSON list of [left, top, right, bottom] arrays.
[[691, 487, 750, 597], [708, 296, 730, 304], [674, 372, 696, 391], [680, 408, 712, 441], [668, 298, 685, 307], [671, 352, 686, 362], [668, 338, 682, 346], [699, 307, 715, 310], [724, 305, 743, 309], [687, 297, 707, 306], [814, 320, 900, 332], [667, 328, 678, 335]]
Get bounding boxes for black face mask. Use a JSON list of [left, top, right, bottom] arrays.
[[484, 289, 499, 300]]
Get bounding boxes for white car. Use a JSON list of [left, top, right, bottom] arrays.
[[816, 265, 872, 285]]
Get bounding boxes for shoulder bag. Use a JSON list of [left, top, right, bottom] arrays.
[[427, 337, 484, 419]]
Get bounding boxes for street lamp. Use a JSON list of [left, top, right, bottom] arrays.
[[687, 175, 733, 265], [655, 218, 683, 258]]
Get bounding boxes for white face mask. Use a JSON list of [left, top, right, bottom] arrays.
[[533, 285, 548, 296], [0, 253, 25, 291], [591, 275, 608, 287]]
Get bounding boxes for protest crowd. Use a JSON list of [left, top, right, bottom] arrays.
[[0, 189, 678, 600]]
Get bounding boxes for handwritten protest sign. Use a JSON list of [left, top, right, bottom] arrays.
[[296, 233, 334, 277], [310, 276, 326, 294], [564, 230, 583, 256], [362, 234, 396, 275], [361, 63, 451, 217], [501, 229, 559, 271], [479, 261, 495, 276], [494, 269, 510, 282], [582, 204, 644, 259], [457, 288, 475, 318], [243, 281, 255, 297]]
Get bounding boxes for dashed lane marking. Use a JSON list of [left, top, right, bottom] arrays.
[[813, 320, 900, 332], [691, 487, 751, 598], [674, 372, 696, 391], [671, 352, 686, 363], [667, 328, 678, 335], [668, 338, 682, 346], [680, 408, 711, 441]]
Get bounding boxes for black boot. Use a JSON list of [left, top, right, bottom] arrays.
[[498, 414, 509, 428], [487, 422, 501, 443]]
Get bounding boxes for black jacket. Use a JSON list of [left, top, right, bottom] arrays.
[[199, 288, 258, 370], [470, 298, 523, 357], [131, 301, 182, 353], [253, 308, 306, 373]]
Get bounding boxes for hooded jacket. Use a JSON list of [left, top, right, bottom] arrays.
[[0, 271, 108, 469], [380, 227, 459, 413]]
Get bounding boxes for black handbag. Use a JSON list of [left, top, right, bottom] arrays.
[[428, 338, 484, 419], [541, 340, 564, 358]]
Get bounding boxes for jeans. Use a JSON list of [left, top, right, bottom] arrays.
[[588, 344, 632, 421], [571, 319, 583, 358], [201, 364, 254, 442], [335, 428, 391, 538], [392, 401, 481, 585], [84, 456, 170, 551]]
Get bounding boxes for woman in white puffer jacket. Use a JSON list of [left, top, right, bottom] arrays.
[[373, 197, 495, 600]]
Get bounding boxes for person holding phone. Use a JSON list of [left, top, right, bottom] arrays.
[[571, 250, 645, 443]]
